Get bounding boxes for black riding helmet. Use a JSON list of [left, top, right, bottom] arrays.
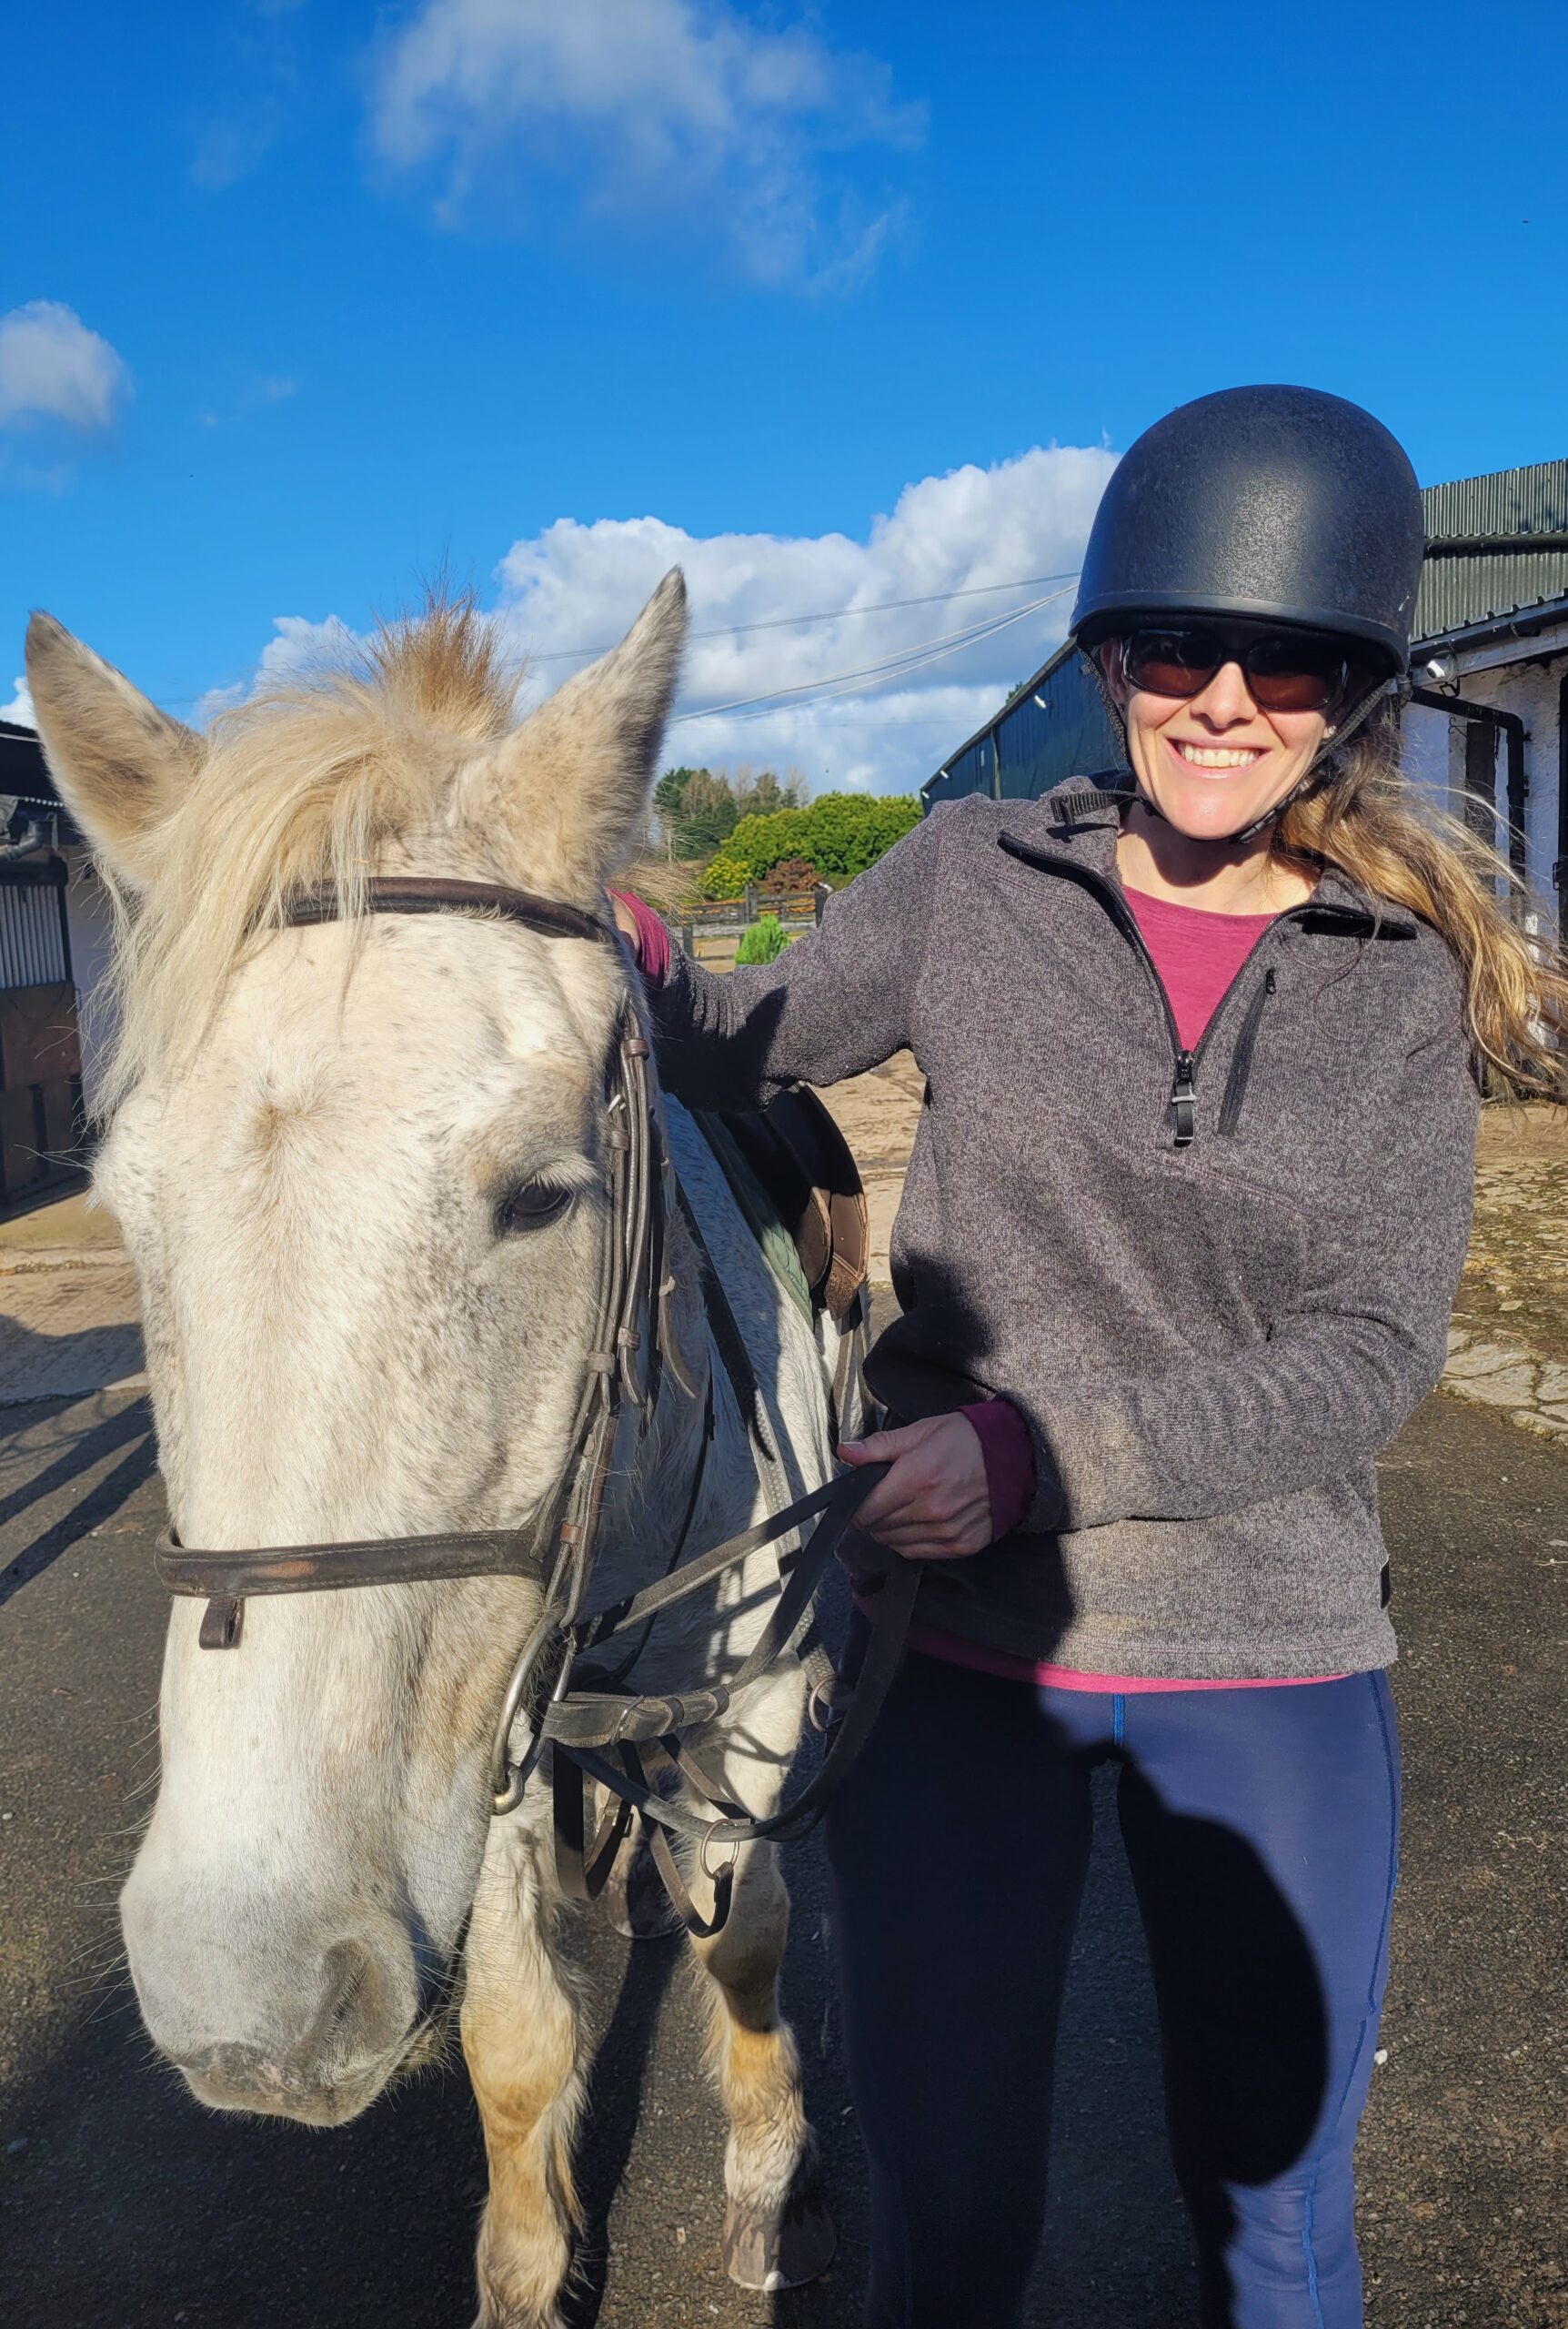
[[1071, 384, 1425, 839]]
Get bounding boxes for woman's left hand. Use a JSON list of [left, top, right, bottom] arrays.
[[838, 1414, 993, 1560]]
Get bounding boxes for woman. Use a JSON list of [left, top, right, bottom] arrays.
[[615, 385, 1566, 2328]]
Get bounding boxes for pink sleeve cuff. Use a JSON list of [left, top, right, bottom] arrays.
[[608, 890, 671, 992], [961, 1398, 1035, 1542]]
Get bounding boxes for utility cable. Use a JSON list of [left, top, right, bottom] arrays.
[[525, 568, 1081, 666], [671, 583, 1076, 726]]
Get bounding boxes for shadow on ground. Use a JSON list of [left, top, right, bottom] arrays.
[[3, 1392, 1564, 2326]]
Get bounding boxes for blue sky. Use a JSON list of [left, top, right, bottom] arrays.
[[3, 0, 1564, 792]]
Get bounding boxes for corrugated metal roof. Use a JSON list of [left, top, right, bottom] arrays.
[[1415, 459, 1568, 640], [921, 640, 1126, 812]]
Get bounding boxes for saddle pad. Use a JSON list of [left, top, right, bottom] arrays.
[[695, 1113, 815, 1321]]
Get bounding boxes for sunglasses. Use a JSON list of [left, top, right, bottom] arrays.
[[1118, 626, 1368, 715]]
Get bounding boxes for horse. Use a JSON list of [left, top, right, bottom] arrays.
[[25, 571, 857, 2327]]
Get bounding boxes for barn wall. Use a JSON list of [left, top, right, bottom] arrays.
[[64, 852, 116, 1113], [1402, 654, 1565, 935]]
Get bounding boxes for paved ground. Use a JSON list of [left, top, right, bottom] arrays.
[[2, 1358, 1564, 2328], [0, 1190, 143, 1407], [2, 1101, 1566, 2326]]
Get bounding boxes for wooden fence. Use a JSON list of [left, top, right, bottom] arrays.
[[669, 882, 829, 961]]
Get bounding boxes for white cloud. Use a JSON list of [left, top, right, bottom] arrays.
[[369, 0, 923, 288], [196, 613, 363, 725], [496, 444, 1116, 791], [206, 443, 1115, 794], [0, 302, 132, 432], [1, 676, 35, 727]]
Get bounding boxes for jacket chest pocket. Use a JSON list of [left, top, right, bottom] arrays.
[[1216, 969, 1277, 1135], [1211, 993, 1401, 1215]]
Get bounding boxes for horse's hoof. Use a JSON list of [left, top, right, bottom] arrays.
[[598, 1830, 680, 1941], [721, 2150, 837, 2290]]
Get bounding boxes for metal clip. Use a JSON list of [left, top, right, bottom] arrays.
[[699, 1828, 740, 1882]]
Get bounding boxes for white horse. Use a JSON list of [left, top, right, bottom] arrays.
[[26, 573, 851, 2327]]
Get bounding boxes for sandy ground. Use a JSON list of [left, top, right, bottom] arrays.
[[0, 1192, 143, 1405], [1459, 1104, 1568, 1366], [0, 1074, 1560, 1406], [816, 1051, 926, 1288]]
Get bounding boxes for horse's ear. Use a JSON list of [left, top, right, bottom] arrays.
[[474, 570, 688, 899], [25, 613, 205, 888]]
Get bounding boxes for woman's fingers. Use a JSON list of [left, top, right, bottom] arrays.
[[838, 1414, 993, 1560]]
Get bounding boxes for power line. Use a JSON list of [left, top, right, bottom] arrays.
[[526, 567, 1081, 665], [671, 584, 1076, 725], [674, 589, 1065, 721]]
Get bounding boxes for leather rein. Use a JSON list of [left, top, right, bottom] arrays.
[[153, 875, 912, 1934]]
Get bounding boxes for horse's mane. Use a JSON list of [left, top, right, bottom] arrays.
[[99, 595, 521, 1110]]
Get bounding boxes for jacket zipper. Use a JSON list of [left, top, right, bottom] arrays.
[[1052, 863, 1295, 1150], [1216, 968, 1277, 1137], [997, 824, 1395, 1152]]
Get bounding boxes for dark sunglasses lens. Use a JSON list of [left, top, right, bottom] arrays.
[[1245, 636, 1349, 712], [1123, 630, 1221, 697]]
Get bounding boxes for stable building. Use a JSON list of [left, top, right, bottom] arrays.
[[925, 455, 1568, 940], [0, 720, 114, 1213], [1400, 458, 1567, 933]]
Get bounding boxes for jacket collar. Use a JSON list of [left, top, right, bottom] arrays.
[[998, 779, 1419, 939]]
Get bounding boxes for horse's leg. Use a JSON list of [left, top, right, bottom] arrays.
[[462, 1820, 584, 2329], [683, 1672, 835, 2291]]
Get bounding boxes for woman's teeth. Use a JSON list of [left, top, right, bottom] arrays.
[[1173, 742, 1262, 769]]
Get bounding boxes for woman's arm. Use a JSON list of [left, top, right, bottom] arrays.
[[1014, 1016, 1481, 1531], [619, 809, 947, 1113]]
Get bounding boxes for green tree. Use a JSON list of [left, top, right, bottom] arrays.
[[699, 849, 749, 900], [721, 806, 812, 882], [654, 766, 702, 824], [736, 913, 791, 965], [734, 769, 804, 822], [700, 793, 919, 894], [672, 768, 739, 856], [798, 792, 920, 882]]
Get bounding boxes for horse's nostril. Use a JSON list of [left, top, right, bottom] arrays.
[[321, 1940, 373, 2037], [161, 1941, 404, 2110]]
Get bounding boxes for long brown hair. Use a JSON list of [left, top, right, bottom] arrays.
[[1275, 705, 1568, 1095]]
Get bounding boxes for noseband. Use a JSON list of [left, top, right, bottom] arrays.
[[153, 876, 911, 1917]]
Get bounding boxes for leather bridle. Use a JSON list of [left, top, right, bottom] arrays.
[[152, 875, 912, 1931]]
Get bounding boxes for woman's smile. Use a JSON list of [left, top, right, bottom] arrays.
[[1166, 737, 1267, 773]]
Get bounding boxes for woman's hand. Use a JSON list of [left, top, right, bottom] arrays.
[[838, 1414, 993, 1561], [608, 893, 642, 959]]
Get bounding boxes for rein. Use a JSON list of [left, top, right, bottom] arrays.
[[153, 875, 912, 1934]]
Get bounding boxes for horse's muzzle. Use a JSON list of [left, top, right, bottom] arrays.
[[153, 1939, 421, 2126]]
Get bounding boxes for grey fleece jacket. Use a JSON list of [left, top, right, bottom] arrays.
[[649, 779, 1480, 1677]]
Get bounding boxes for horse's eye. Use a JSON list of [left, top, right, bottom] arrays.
[[495, 1180, 573, 1235]]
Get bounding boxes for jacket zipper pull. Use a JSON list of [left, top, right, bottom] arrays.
[[1170, 1051, 1197, 1147]]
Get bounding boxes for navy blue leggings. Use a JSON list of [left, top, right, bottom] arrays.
[[824, 1652, 1401, 2329]]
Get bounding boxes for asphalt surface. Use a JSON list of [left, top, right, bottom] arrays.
[[2, 1379, 1564, 2329]]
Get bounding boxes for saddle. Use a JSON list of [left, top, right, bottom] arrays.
[[696, 1086, 869, 1325]]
